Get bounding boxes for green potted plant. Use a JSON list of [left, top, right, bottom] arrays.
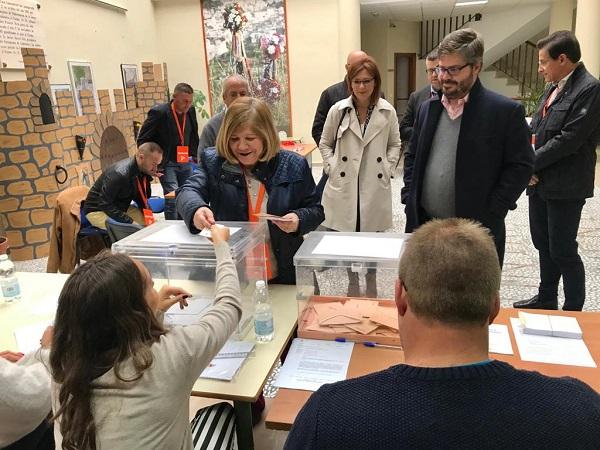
[[193, 89, 211, 120]]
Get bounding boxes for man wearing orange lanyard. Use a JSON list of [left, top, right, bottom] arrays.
[[137, 82, 199, 220], [84, 142, 163, 229]]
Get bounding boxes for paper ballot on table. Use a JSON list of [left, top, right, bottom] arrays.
[[312, 235, 404, 259], [518, 312, 583, 339], [510, 318, 596, 368], [164, 297, 213, 326], [14, 322, 52, 354], [488, 324, 513, 355], [274, 338, 354, 391], [141, 223, 239, 244]]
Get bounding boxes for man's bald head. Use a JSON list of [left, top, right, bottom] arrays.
[[222, 74, 249, 107], [346, 51, 368, 72]]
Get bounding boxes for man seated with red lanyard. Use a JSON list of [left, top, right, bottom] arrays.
[[84, 142, 163, 229]]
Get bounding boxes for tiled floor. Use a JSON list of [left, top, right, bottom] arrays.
[[12, 159, 600, 449]]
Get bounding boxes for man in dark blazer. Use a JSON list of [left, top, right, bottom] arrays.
[[137, 82, 199, 219], [402, 28, 534, 265], [399, 50, 441, 144], [514, 31, 600, 311]]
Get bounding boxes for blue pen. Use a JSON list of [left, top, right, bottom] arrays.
[[335, 337, 402, 350]]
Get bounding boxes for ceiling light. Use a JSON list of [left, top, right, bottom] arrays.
[[456, 0, 488, 6]]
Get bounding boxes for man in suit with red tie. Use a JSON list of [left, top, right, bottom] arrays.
[[514, 31, 600, 311]]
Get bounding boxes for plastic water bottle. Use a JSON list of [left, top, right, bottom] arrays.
[[254, 280, 274, 342], [0, 254, 21, 302]]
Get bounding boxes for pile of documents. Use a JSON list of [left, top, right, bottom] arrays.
[[518, 311, 583, 339], [301, 299, 399, 337]]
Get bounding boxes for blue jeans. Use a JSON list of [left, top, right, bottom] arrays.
[[160, 161, 193, 220]]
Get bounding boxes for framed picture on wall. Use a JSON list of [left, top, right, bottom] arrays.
[[120, 63, 139, 108], [201, 0, 293, 135], [67, 60, 99, 115]]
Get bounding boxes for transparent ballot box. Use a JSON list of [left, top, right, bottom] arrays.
[[112, 221, 267, 337], [294, 231, 407, 346]]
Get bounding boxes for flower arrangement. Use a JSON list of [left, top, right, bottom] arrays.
[[223, 2, 248, 33], [256, 78, 281, 103], [260, 32, 286, 60]]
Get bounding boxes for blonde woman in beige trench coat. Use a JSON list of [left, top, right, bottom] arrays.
[[320, 57, 401, 233], [318, 56, 401, 297]]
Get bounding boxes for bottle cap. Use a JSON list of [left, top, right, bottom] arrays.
[[255, 280, 265, 288]]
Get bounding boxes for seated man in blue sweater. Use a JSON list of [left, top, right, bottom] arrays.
[[285, 218, 600, 450]]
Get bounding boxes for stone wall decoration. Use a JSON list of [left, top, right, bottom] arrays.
[[67, 60, 99, 115], [120, 63, 138, 108], [201, 0, 292, 135], [0, 48, 169, 261]]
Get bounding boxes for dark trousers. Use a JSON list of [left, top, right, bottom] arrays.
[[529, 191, 586, 311], [160, 161, 193, 220]]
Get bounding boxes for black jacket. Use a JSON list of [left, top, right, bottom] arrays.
[[176, 149, 324, 284], [137, 101, 199, 164], [403, 79, 534, 233], [399, 85, 435, 143], [528, 63, 600, 200], [312, 80, 349, 145], [83, 157, 151, 224]]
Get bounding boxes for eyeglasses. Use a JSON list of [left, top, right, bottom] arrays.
[[425, 68, 436, 75], [351, 78, 374, 87], [435, 63, 471, 76]]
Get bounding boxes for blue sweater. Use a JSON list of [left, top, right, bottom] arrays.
[[284, 360, 600, 450]]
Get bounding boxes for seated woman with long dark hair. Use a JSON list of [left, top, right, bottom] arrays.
[[177, 96, 324, 285], [49, 225, 241, 450]]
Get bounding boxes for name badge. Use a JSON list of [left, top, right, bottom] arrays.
[[142, 208, 155, 226], [176, 145, 189, 163]]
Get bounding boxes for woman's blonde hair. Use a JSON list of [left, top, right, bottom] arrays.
[[216, 97, 280, 164]]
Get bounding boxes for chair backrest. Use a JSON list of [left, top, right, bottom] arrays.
[[148, 196, 165, 213], [105, 218, 143, 244]]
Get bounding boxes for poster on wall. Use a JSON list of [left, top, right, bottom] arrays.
[[67, 60, 99, 115], [201, 0, 292, 135], [0, 0, 44, 69], [120, 63, 139, 108]]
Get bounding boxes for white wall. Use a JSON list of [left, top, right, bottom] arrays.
[[40, 0, 160, 91]]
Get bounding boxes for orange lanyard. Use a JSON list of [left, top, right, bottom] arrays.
[[246, 179, 272, 279], [247, 182, 266, 222], [170, 103, 187, 146], [135, 176, 149, 210]]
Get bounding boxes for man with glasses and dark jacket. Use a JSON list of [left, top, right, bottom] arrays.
[[402, 28, 534, 265], [514, 31, 600, 311]]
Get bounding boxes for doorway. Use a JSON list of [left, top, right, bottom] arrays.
[[394, 53, 416, 120]]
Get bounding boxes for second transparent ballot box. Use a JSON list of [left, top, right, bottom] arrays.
[[112, 221, 268, 337], [294, 231, 407, 346]]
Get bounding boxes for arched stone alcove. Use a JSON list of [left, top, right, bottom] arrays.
[[99, 125, 128, 171]]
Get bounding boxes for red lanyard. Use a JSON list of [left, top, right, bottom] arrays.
[[542, 86, 559, 118], [135, 176, 149, 210], [170, 103, 187, 146]]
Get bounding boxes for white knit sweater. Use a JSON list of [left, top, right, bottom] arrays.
[[0, 350, 52, 447], [52, 241, 242, 450]]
